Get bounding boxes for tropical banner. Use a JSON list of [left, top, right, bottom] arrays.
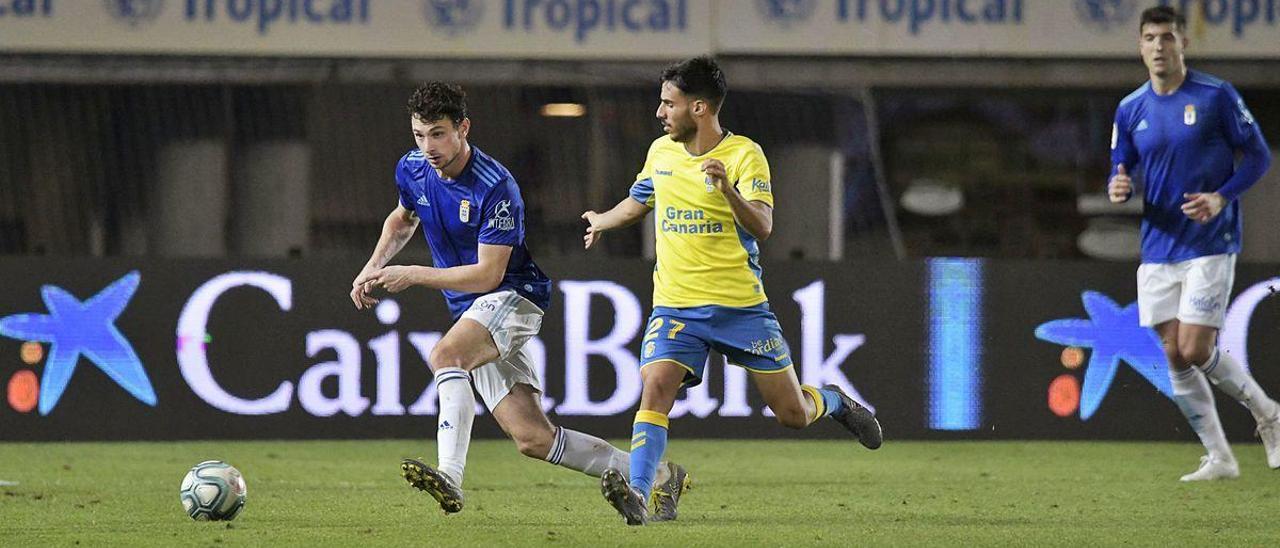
[[1, 1, 1276, 58]]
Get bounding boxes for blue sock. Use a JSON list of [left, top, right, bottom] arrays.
[[629, 410, 669, 500], [819, 387, 846, 416], [802, 385, 846, 422]]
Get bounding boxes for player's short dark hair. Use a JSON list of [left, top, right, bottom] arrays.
[[661, 55, 727, 110], [406, 82, 467, 126], [1140, 5, 1185, 32]]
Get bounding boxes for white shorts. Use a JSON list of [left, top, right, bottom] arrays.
[[458, 290, 544, 410], [1137, 254, 1236, 328]]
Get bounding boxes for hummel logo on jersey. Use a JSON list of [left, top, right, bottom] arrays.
[[1135, 119, 1149, 132], [417, 195, 430, 207]]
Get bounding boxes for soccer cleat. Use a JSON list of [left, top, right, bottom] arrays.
[[401, 458, 464, 514], [600, 468, 647, 526], [649, 462, 691, 522], [1257, 415, 1280, 469], [1179, 455, 1239, 482], [824, 384, 883, 450]]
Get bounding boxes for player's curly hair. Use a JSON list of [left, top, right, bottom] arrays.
[[406, 82, 468, 126], [661, 55, 726, 111], [1140, 5, 1185, 32]]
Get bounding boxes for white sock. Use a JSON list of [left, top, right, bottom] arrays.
[[1199, 348, 1280, 424], [1170, 367, 1234, 461], [434, 367, 475, 487], [544, 426, 630, 477]]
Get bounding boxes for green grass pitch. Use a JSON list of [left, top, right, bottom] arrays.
[[2, 440, 1278, 546]]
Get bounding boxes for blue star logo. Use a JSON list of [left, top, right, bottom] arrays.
[[0, 272, 156, 415], [1035, 291, 1170, 419]]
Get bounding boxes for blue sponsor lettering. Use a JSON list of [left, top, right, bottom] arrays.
[[1160, 0, 1279, 37], [185, 0, 369, 35], [661, 207, 721, 234], [0, 0, 53, 18], [504, 0, 686, 43], [836, 0, 1022, 35], [665, 206, 705, 220]]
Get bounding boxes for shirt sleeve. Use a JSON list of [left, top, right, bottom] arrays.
[[1219, 83, 1266, 149], [629, 142, 658, 207], [1215, 84, 1272, 202], [1109, 103, 1140, 185], [629, 178, 655, 207], [735, 142, 774, 207], [477, 178, 524, 247], [394, 155, 417, 211]]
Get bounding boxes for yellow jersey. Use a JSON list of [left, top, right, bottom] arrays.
[[628, 133, 774, 308]]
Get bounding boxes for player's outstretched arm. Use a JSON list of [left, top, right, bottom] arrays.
[[352, 205, 419, 309], [581, 197, 652, 250], [356, 243, 513, 295]]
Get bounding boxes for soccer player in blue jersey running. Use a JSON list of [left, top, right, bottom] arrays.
[[351, 82, 687, 516], [582, 57, 882, 525], [1108, 6, 1278, 481]]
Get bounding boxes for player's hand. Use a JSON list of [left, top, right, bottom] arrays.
[[350, 269, 380, 310], [1181, 192, 1226, 223], [354, 266, 418, 294], [701, 158, 730, 194], [581, 210, 605, 250], [1108, 164, 1132, 203]]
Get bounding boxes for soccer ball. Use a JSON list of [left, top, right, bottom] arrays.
[[179, 461, 247, 521]]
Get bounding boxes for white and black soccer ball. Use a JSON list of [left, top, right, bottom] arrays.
[[179, 460, 247, 521]]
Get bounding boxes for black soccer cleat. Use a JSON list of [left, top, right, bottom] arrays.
[[601, 468, 648, 526], [824, 384, 883, 450], [401, 458, 464, 514], [649, 462, 692, 522]]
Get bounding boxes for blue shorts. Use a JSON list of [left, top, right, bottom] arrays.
[[640, 303, 794, 387]]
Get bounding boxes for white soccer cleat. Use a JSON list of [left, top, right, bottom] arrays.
[[1257, 416, 1280, 469], [1179, 455, 1239, 482]]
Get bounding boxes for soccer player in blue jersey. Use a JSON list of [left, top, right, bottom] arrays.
[[351, 82, 687, 515], [582, 57, 883, 525], [1108, 6, 1278, 481]]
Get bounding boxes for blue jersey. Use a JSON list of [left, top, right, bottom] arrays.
[[1111, 70, 1271, 263], [394, 146, 551, 320]]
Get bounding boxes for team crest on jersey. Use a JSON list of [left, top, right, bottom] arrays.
[[643, 341, 656, 358], [1184, 104, 1197, 126], [459, 200, 471, 222]]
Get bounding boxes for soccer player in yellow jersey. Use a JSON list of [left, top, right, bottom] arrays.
[[582, 56, 883, 525]]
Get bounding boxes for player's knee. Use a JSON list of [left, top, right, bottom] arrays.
[[774, 407, 808, 429], [641, 370, 682, 401], [428, 345, 467, 372], [1177, 340, 1212, 367]]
